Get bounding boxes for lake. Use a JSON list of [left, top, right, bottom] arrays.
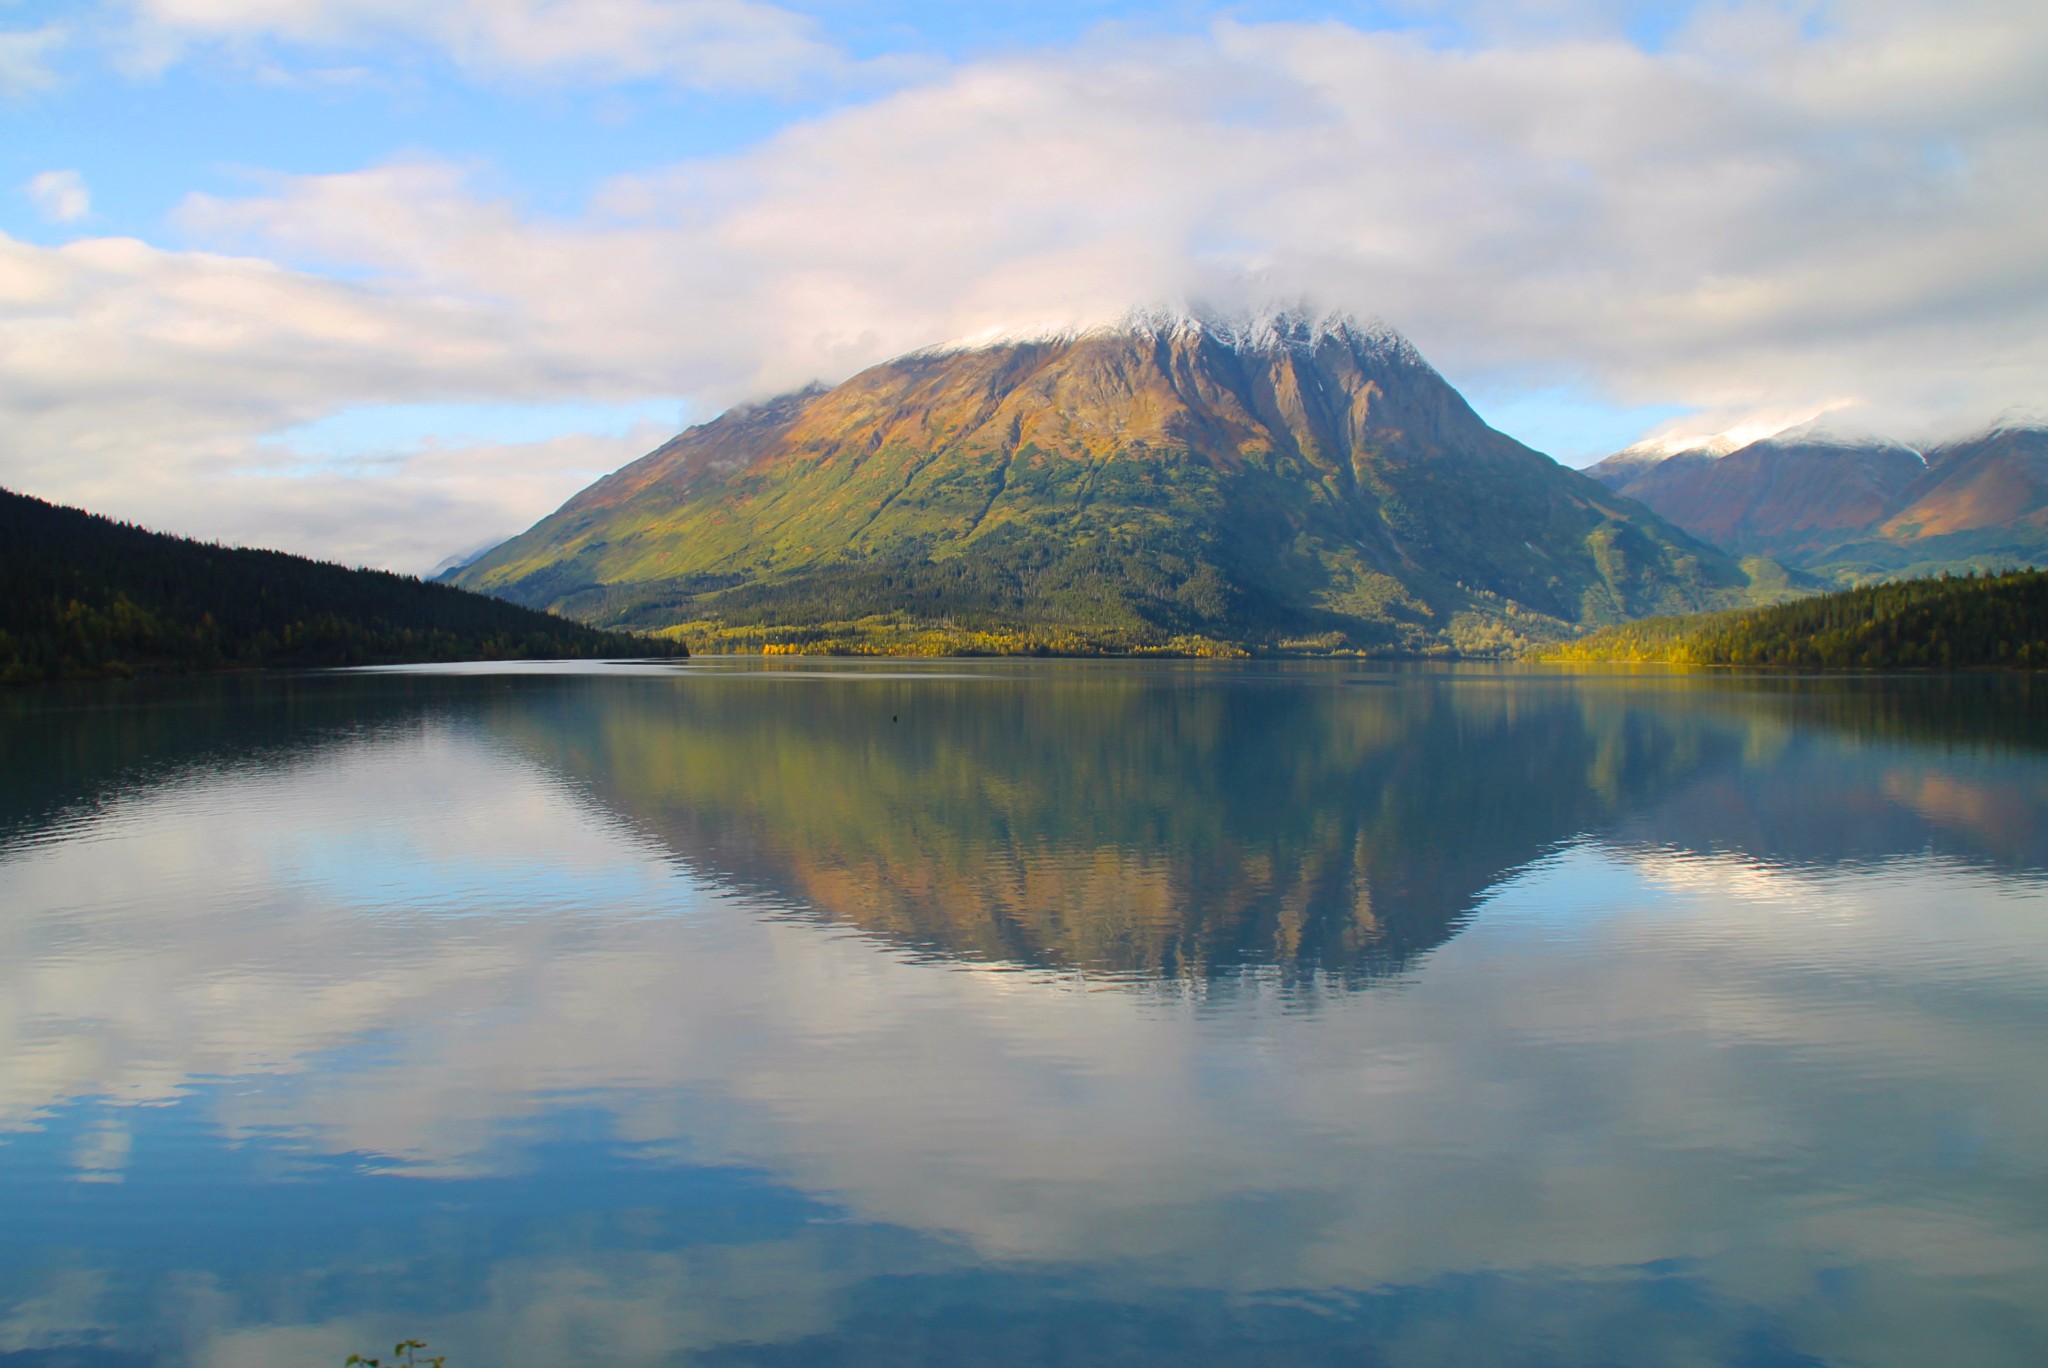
[[3, 659, 2046, 1367]]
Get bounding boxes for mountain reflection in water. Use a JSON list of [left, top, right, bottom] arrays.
[[495, 664, 1694, 983], [9, 663, 2046, 986], [1, 662, 2046, 1368], [508, 665, 2045, 980]]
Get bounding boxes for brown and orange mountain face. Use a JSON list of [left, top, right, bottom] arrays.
[[1586, 437, 1926, 559], [1588, 423, 2048, 582], [1883, 427, 2048, 541], [452, 310, 1759, 654]]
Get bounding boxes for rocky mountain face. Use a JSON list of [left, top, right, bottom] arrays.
[[1588, 423, 2048, 582], [454, 309, 1762, 653]]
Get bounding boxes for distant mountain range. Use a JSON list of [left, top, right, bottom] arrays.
[[452, 308, 1774, 655], [1586, 420, 2048, 583]]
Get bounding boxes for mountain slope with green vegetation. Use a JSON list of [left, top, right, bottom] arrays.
[[0, 488, 682, 684], [453, 309, 1780, 656], [1540, 568, 2048, 668]]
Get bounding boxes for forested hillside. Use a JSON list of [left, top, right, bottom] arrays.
[[1542, 569, 2048, 668], [0, 489, 681, 684]]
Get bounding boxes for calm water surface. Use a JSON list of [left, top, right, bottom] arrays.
[[2, 660, 2046, 1367]]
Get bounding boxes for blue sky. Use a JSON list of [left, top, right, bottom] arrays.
[[6, 1, 1708, 247], [4, 0, 2043, 569]]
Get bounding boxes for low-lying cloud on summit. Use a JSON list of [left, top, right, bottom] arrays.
[[3, 0, 2044, 569]]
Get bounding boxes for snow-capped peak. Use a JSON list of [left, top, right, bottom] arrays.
[[1119, 302, 1419, 358], [1622, 401, 1866, 460], [1748, 419, 1919, 454], [1966, 406, 2048, 440], [926, 301, 1423, 365]]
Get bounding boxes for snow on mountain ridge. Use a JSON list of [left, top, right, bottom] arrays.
[[1748, 420, 1922, 457], [926, 302, 1424, 366], [1969, 406, 2048, 441], [1618, 408, 2048, 468]]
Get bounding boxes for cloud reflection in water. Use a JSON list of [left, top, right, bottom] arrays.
[[0, 666, 2045, 1366]]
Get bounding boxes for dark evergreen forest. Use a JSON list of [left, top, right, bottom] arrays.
[[1544, 568, 2048, 668], [0, 488, 681, 684]]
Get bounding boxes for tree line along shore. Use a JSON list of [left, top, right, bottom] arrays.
[[1538, 568, 2048, 669], [0, 489, 681, 685], [7, 482, 2043, 682]]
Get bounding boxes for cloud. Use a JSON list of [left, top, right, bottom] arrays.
[[0, 24, 65, 97], [0, 227, 661, 568], [24, 170, 90, 224], [3, 1, 2046, 567], [115, 0, 852, 91], [182, 1, 2048, 430], [209, 424, 674, 570]]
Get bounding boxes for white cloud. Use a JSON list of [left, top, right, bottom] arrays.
[[0, 228, 656, 568], [3, 1, 2046, 567], [24, 169, 90, 224], [205, 424, 671, 570], [179, 1, 2048, 431], [0, 23, 65, 97], [115, 0, 852, 91]]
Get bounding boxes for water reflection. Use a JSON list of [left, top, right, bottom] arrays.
[[15, 665, 2044, 983], [496, 665, 1729, 983], [1, 664, 2046, 1366]]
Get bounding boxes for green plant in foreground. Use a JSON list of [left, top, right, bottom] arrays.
[[345, 1341, 445, 1368]]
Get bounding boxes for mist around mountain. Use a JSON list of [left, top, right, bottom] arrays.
[[453, 309, 1777, 656], [0, 487, 681, 684], [1588, 421, 2048, 584]]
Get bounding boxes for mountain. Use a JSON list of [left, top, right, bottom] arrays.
[[1541, 566, 2048, 668], [1841, 424, 2048, 577], [453, 308, 1767, 655], [1588, 421, 2048, 582], [429, 536, 509, 579], [1585, 429, 1927, 563], [0, 487, 681, 684]]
